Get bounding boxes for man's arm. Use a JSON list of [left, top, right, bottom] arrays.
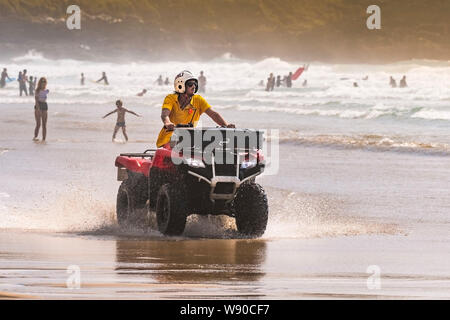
[[102, 110, 117, 118], [205, 108, 235, 128], [161, 108, 175, 130]]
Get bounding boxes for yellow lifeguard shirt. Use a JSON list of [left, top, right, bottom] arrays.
[[156, 93, 211, 147]]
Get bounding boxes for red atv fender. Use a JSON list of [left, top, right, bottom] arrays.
[[115, 148, 181, 181], [115, 157, 152, 177]]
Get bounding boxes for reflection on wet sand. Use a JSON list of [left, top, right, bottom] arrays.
[[115, 239, 267, 283]]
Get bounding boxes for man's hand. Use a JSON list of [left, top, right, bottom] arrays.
[[226, 124, 236, 128], [164, 122, 175, 131]]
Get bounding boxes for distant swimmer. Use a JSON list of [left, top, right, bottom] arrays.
[[137, 89, 147, 97], [28, 76, 35, 96], [81, 73, 85, 85], [96, 72, 109, 85], [198, 71, 207, 93], [399, 75, 408, 88], [389, 76, 397, 88], [33, 77, 49, 142], [302, 79, 307, 87], [258, 80, 264, 87], [102, 99, 141, 142], [276, 75, 281, 88], [266, 73, 275, 92], [156, 75, 164, 86], [353, 82, 359, 87], [286, 72, 293, 88], [164, 77, 170, 85], [362, 75, 369, 80], [1, 68, 12, 88]]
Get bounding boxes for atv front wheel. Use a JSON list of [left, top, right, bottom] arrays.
[[233, 183, 268, 238], [156, 183, 188, 236]]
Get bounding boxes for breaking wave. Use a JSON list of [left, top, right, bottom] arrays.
[[272, 131, 450, 155]]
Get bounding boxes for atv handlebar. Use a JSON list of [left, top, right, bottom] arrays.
[[164, 123, 194, 132]]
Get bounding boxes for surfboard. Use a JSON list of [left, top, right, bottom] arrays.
[[6, 77, 16, 83], [291, 67, 305, 81]]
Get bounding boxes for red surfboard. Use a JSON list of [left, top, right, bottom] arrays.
[[291, 67, 305, 81]]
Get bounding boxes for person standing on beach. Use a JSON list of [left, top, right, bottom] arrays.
[[33, 77, 49, 142], [102, 100, 141, 142], [164, 77, 170, 85], [198, 71, 207, 93], [18, 70, 28, 96], [1, 68, 12, 88], [96, 72, 109, 85], [28, 76, 36, 96], [81, 73, 85, 85]]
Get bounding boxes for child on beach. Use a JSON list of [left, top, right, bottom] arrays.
[[102, 100, 141, 142]]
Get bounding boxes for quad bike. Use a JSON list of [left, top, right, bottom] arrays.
[[114, 126, 268, 237]]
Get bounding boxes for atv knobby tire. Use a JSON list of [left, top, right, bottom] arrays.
[[233, 182, 268, 238], [116, 179, 147, 227], [156, 183, 188, 236]]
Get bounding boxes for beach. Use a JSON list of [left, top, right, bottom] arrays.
[[0, 54, 449, 299]]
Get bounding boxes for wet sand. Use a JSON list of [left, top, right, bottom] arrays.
[[0, 225, 449, 299], [0, 100, 449, 299]]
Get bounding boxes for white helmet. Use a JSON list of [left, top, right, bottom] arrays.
[[174, 70, 198, 94]]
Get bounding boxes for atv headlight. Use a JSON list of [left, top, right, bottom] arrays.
[[241, 160, 257, 169], [185, 158, 205, 168]]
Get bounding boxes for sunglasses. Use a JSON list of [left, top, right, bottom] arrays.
[[186, 80, 197, 88]]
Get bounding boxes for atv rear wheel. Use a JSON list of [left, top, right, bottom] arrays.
[[116, 179, 147, 227], [233, 182, 268, 238], [156, 183, 188, 236], [116, 181, 131, 226]]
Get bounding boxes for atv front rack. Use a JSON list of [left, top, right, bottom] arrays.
[[119, 149, 156, 159]]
